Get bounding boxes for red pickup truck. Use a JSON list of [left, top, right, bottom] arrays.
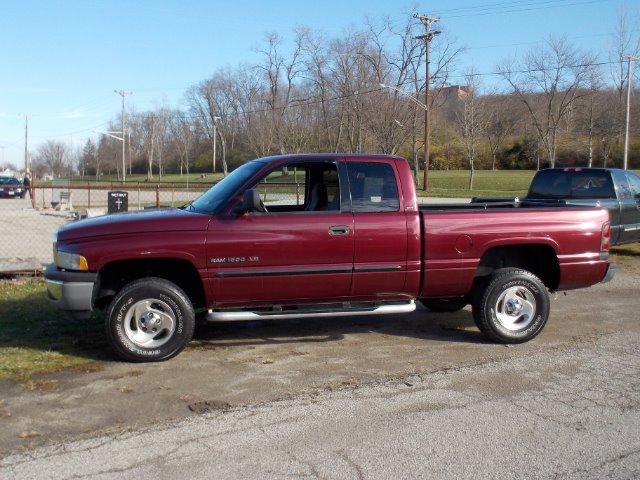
[[45, 154, 615, 362]]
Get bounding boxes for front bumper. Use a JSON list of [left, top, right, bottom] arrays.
[[44, 264, 97, 320]]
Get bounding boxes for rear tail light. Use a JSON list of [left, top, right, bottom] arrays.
[[600, 221, 610, 259]]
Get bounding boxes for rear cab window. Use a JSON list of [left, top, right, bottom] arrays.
[[528, 169, 615, 200], [347, 162, 400, 212]]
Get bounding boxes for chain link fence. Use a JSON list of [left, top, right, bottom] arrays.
[[31, 181, 213, 211], [0, 181, 304, 275]]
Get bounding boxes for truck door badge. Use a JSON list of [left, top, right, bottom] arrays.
[[210, 256, 259, 264]]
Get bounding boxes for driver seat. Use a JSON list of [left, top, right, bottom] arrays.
[[307, 183, 328, 211]]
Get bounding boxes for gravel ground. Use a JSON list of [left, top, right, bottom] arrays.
[[2, 329, 639, 479]]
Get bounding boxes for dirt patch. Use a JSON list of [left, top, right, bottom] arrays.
[[188, 400, 231, 414]]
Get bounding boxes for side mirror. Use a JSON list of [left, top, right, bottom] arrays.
[[234, 189, 265, 215]]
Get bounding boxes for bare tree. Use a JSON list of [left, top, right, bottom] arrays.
[[499, 37, 597, 168], [36, 140, 69, 178], [131, 114, 158, 181], [362, 15, 424, 156], [484, 93, 519, 170], [574, 67, 605, 167], [234, 65, 276, 158], [169, 110, 194, 177], [605, 7, 640, 162], [187, 81, 215, 173], [456, 73, 485, 189], [610, 6, 640, 101], [256, 31, 304, 156], [299, 28, 344, 152], [153, 106, 171, 179]]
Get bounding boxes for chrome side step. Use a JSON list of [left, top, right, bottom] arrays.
[[206, 300, 416, 322]]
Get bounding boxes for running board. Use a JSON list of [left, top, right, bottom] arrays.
[[206, 300, 416, 322]]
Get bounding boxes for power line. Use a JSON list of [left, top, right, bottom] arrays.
[[449, 59, 622, 80], [431, 0, 611, 18]]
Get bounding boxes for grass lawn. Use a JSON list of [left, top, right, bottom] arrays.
[[417, 170, 535, 198], [0, 279, 107, 382]]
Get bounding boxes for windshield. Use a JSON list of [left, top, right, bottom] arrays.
[[189, 160, 265, 214]]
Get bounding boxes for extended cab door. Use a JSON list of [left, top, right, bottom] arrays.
[[344, 159, 410, 300], [206, 160, 355, 308]]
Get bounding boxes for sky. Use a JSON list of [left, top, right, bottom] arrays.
[[0, 0, 637, 170]]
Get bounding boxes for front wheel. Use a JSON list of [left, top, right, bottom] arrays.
[[105, 277, 195, 362], [472, 268, 550, 344]]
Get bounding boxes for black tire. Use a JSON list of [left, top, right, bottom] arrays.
[[420, 298, 467, 313], [105, 277, 195, 362], [472, 268, 550, 344]]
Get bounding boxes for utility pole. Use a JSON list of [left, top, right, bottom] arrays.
[[415, 14, 440, 191], [114, 90, 132, 182], [24, 114, 29, 173], [623, 54, 639, 170]]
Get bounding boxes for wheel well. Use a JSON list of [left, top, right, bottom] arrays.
[[476, 244, 560, 289], [94, 259, 205, 310]]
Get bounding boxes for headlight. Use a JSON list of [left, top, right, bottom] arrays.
[[53, 232, 88, 271], [55, 250, 89, 271]]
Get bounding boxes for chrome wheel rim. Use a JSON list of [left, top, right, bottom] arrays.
[[494, 286, 536, 331], [123, 298, 176, 348]]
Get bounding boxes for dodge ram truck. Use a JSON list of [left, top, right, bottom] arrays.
[[45, 154, 615, 362]]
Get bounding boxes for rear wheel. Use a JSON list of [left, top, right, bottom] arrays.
[[472, 268, 549, 343], [105, 277, 195, 362]]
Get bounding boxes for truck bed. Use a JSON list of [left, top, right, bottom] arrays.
[[418, 205, 611, 298]]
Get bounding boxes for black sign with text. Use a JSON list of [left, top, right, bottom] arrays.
[[108, 190, 129, 213]]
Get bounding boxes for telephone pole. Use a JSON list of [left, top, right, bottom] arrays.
[[623, 54, 639, 170], [415, 14, 440, 191], [24, 114, 29, 173], [114, 90, 132, 182]]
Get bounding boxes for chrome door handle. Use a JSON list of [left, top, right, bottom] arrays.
[[329, 225, 350, 236]]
